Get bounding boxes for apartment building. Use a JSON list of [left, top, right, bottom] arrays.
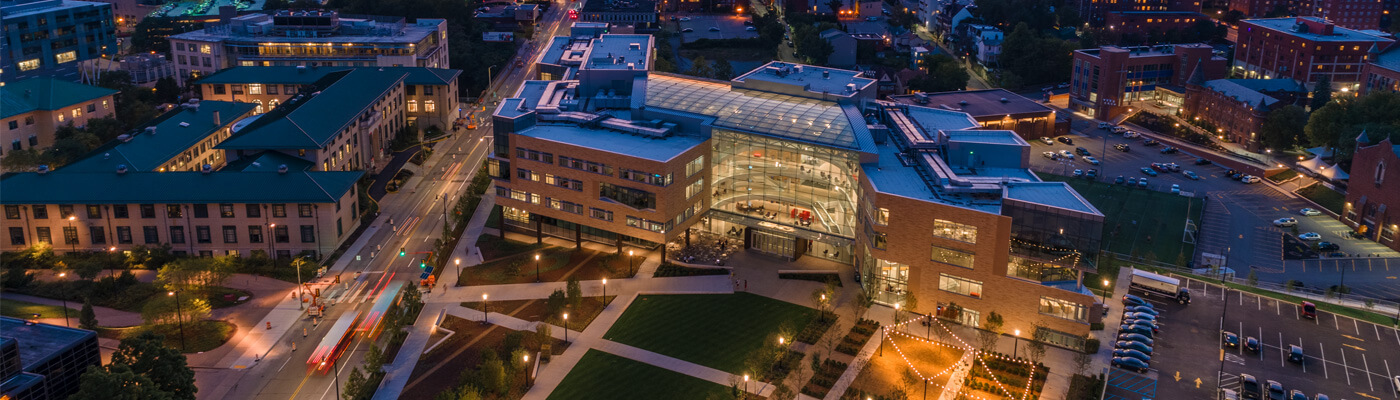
[[489, 34, 1107, 348], [1102, 11, 1207, 36], [1069, 43, 1227, 120], [1233, 17, 1394, 90], [0, 77, 117, 163], [1360, 44, 1400, 94], [195, 66, 461, 132], [167, 10, 448, 84], [1182, 67, 1307, 151], [1229, 0, 1384, 30], [1076, 0, 1201, 26], [0, 0, 117, 82]]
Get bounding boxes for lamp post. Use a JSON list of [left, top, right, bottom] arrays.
[[66, 216, 77, 252], [743, 374, 750, 399], [562, 313, 569, 343], [628, 250, 635, 277], [523, 354, 532, 386], [601, 278, 608, 307], [535, 254, 541, 282], [320, 358, 341, 400], [455, 258, 462, 277], [268, 223, 276, 259], [168, 291, 186, 352], [57, 273, 71, 327], [1101, 279, 1110, 304], [1012, 329, 1020, 359], [894, 303, 902, 332], [482, 293, 489, 324], [293, 256, 305, 310]]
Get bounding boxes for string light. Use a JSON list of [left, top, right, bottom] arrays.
[[880, 317, 1041, 399]]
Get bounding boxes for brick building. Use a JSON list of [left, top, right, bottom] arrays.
[[1343, 131, 1400, 252], [1103, 11, 1207, 36], [1360, 44, 1400, 94], [1069, 43, 1227, 120], [1232, 17, 1394, 91], [490, 34, 1109, 348], [1228, 0, 1384, 30], [1182, 65, 1307, 151], [1076, 0, 1201, 26], [0, 77, 117, 170], [887, 89, 1066, 140]]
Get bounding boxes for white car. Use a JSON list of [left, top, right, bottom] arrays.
[[1040, 137, 1054, 145], [1273, 218, 1297, 227], [1059, 150, 1075, 159], [1084, 156, 1101, 165], [1299, 208, 1323, 216], [1298, 232, 1322, 241], [1123, 131, 1140, 139], [1043, 151, 1058, 160], [1241, 175, 1261, 183], [678, 16, 692, 21], [1170, 184, 1180, 194], [745, 26, 756, 31]]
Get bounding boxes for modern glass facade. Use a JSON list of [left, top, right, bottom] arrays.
[[708, 129, 861, 242], [1002, 198, 1105, 278]]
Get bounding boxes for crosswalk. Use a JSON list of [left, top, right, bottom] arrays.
[[1105, 367, 1159, 400]]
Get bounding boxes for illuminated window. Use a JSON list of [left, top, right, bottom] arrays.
[[71, 109, 80, 118], [876, 208, 889, 225], [932, 219, 977, 243], [240, 61, 255, 66], [425, 100, 436, 112], [18, 59, 40, 71], [931, 245, 974, 268], [58, 113, 65, 122], [200, 44, 212, 54], [939, 273, 983, 298], [1039, 297, 1088, 321], [55, 51, 77, 64], [408, 100, 418, 112], [249, 84, 262, 95]]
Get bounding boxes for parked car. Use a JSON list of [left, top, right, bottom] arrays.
[[1143, 139, 1161, 146], [1300, 208, 1323, 216], [1114, 176, 1126, 185], [1184, 170, 1200, 180], [1161, 146, 1179, 154], [1084, 156, 1100, 165], [1113, 348, 1152, 362], [1222, 388, 1241, 400], [1058, 136, 1074, 145], [678, 16, 692, 21], [1117, 333, 1154, 346], [743, 20, 754, 25], [1242, 175, 1261, 183], [1245, 336, 1260, 353], [1315, 393, 1329, 400], [1123, 131, 1140, 138], [1273, 218, 1298, 227], [1298, 232, 1322, 241], [1115, 144, 1131, 152], [708, 26, 720, 31], [1115, 340, 1153, 354], [1171, 184, 1181, 194], [1152, 163, 1170, 172], [1226, 169, 1243, 180], [1060, 150, 1075, 159], [1122, 294, 1149, 306], [1393, 375, 1400, 393], [1318, 242, 1340, 251], [1288, 345, 1305, 363], [1137, 178, 1149, 188], [1123, 312, 1157, 322], [745, 26, 757, 31], [1112, 357, 1151, 373], [1040, 137, 1055, 145], [1042, 151, 1058, 160], [1195, 158, 1212, 165], [1223, 331, 1240, 347], [1241, 374, 1262, 400], [1086, 169, 1098, 179], [681, 27, 694, 32], [1124, 319, 1159, 333], [1119, 324, 1154, 337], [1288, 390, 1307, 400], [1073, 169, 1084, 178], [1300, 301, 1316, 319], [1266, 380, 1286, 400], [1165, 163, 1181, 172], [1124, 305, 1159, 315], [1098, 122, 1113, 129], [1076, 147, 1091, 156], [1141, 167, 1159, 176]]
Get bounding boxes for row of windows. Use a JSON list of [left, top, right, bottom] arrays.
[[547, 198, 585, 215], [516, 168, 583, 191], [625, 215, 670, 233], [685, 155, 705, 177], [7, 224, 315, 246], [619, 168, 673, 187], [599, 183, 656, 210], [516, 147, 554, 164], [4, 204, 316, 220], [211, 84, 300, 96], [939, 273, 983, 298], [558, 155, 613, 176], [497, 187, 541, 205], [590, 207, 614, 221]]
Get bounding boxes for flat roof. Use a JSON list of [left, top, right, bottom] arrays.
[[1003, 181, 1102, 214], [197, 66, 459, 86], [864, 143, 936, 200], [1, 77, 118, 119], [1242, 17, 1395, 42], [516, 124, 705, 162], [218, 69, 405, 150], [646, 73, 865, 150], [733, 61, 876, 98], [945, 129, 1029, 146], [1076, 43, 1217, 58], [170, 19, 440, 44], [0, 317, 96, 371], [62, 101, 258, 173], [581, 0, 656, 12], [0, 0, 108, 19], [0, 171, 363, 204], [902, 105, 981, 137], [583, 34, 651, 71], [889, 89, 1053, 118]]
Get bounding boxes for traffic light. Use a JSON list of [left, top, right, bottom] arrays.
[[419, 261, 427, 269], [398, 247, 406, 257]]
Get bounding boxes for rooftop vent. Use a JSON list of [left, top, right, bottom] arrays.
[[278, 164, 289, 174], [146, 126, 158, 135], [37, 165, 49, 174], [179, 122, 190, 127], [959, 100, 969, 106], [999, 97, 1008, 103], [629, 42, 640, 50], [201, 164, 213, 174], [116, 165, 128, 175], [104, 153, 111, 159], [822, 70, 830, 79]]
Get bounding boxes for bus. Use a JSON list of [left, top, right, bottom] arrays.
[[308, 310, 362, 374], [358, 281, 404, 340]]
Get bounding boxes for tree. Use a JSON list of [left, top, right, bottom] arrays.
[[154, 77, 181, 104], [69, 364, 174, 400], [110, 331, 197, 400], [826, 0, 844, 14], [365, 343, 386, 374], [479, 351, 508, 395], [792, 24, 834, 64], [713, 57, 736, 81], [80, 298, 99, 330], [565, 276, 582, 311], [157, 257, 235, 293], [546, 289, 568, 316], [978, 311, 1004, 351], [1072, 352, 1092, 376], [1246, 269, 1259, 286], [689, 56, 716, 79], [1259, 105, 1308, 151], [909, 54, 969, 92], [1311, 75, 1333, 111], [140, 294, 212, 327], [344, 366, 372, 400], [1026, 324, 1048, 363], [1304, 100, 1348, 151]]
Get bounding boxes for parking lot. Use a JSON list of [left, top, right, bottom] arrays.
[[1137, 277, 1400, 400], [672, 15, 758, 42]]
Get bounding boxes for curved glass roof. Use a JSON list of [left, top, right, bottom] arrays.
[[645, 74, 859, 149]]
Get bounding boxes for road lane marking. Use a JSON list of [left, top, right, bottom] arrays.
[[1343, 334, 1366, 342], [1300, 337, 1307, 373], [1364, 353, 1374, 392], [1342, 347, 1352, 385], [1280, 332, 1287, 368], [1386, 359, 1396, 399], [1321, 343, 1329, 379], [1345, 343, 1366, 352]]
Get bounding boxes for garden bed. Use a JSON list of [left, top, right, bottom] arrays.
[[653, 263, 729, 278], [836, 318, 880, 356], [843, 333, 965, 400], [461, 295, 616, 333], [801, 358, 849, 398], [1266, 168, 1299, 183], [1066, 373, 1106, 400], [794, 312, 837, 344], [402, 313, 568, 400], [1296, 183, 1346, 215], [100, 320, 235, 353], [459, 247, 600, 286], [960, 353, 1047, 400], [777, 272, 842, 287], [385, 169, 414, 193]]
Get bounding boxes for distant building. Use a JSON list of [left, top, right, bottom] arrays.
[[1102, 11, 1207, 36], [1182, 67, 1307, 151], [534, 23, 615, 81], [1360, 44, 1400, 94], [821, 29, 857, 67], [960, 24, 1002, 67], [167, 10, 449, 85], [579, 0, 656, 26], [0, 317, 100, 400], [1228, 0, 1383, 30], [1343, 130, 1400, 252], [1076, 0, 1200, 26], [888, 89, 1065, 140], [1233, 17, 1394, 91], [79, 53, 177, 86], [0, 77, 118, 165], [1, 0, 118, 83], [1069, 43, 1226, 120]]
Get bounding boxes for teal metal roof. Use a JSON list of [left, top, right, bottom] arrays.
[[217, 69, 405, 150], [1003, 182, 1102, 215], [196, 66, 460, 86], [222, 151, 315, 172], [1, 77, 118, 119], [645, 73, 861, 150], [0, 171, 363, 205], [61, 101, 258, 173]]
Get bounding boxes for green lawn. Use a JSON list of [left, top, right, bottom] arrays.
[[547, 350, 733, 400], [604, 293, 817, 374], [0, 298, 80, 320], [1296, 184, 1346, 215], [1040, 174, 1203, 265]]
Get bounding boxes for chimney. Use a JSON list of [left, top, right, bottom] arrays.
[[212, 110, 221, 126]]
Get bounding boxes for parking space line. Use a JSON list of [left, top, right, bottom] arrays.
[[1256, 293, 1262, 310], [1342, 347, 1352, 385], [1377, 322, 1383, 341], [1299, 337, 1307, 374], [1364, 353, 1374, 392], [1280, 332, 1287, 368], [1259, 326, 1265, 361], [1335, 312, 1341, 330], [1277, 299, 1282, 316], [1320, 343, 1328, 379], [1354, 317, 1361, 335], [1386, 359, 1396, 399], [1239, 321, 1245, 355]]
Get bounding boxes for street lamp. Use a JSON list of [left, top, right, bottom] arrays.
[[168, 291, 186, 352], [743, 374, 750, 399], [56, 273, 71, 327], [482, 293, 489, 324], [268, 223, 277, 260], [535, 254, 541, 282], [562, 313, 569, 343], [455, 258, 461, 277], [66, 216, 77, 252], [628, 250, 635, 277], [523, 354, 532, 386], [1012, 329, 1021, 359], [601, 278, 608, 307], [1101, 279, 1110, 304], [292, 256, 306, 310], [320, 358, 341, 400]]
